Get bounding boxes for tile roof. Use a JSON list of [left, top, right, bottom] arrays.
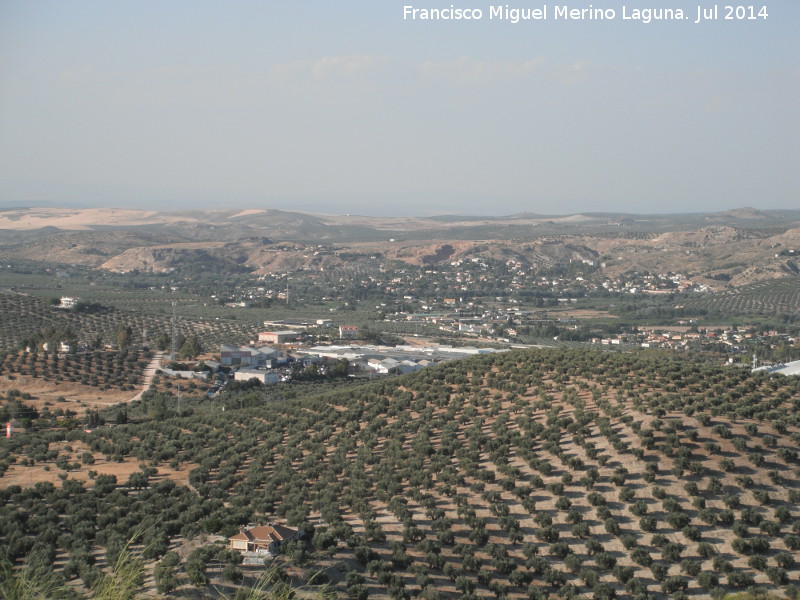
[[229, 524, 296, 544]]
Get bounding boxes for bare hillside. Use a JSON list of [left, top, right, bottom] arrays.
[[2, 207, 800, 289]]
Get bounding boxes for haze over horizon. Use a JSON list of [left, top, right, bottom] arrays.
[[1, 1, 797, 218]]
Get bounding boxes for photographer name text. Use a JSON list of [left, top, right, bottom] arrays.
[[402, 5, 769, 24]]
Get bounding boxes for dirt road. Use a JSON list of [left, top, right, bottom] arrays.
[[126, 352, 165, 403]]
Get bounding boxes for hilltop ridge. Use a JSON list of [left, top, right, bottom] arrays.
[[1, 207, 800, 290]]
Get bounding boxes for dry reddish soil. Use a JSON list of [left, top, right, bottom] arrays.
[[0, 438, 196, 490]]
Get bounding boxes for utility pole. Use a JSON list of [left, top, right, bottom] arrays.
[[171, 301, 178, 360]]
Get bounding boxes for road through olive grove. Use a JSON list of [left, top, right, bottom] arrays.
[[2, 347, 799, 599], [127, 352, 164, 403]]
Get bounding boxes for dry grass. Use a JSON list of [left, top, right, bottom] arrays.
[[0, 375, 135, 412]]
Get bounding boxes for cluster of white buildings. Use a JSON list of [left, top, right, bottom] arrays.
[[296, 344, 507, 376], [218, 340, 509, 385], [600, 272, 711, 295]]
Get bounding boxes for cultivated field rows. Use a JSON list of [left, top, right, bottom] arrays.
[[2, 348, 800, 599]]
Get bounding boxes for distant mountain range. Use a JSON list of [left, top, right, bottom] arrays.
[[1, 206, 798, 237], [1, 207, 799, 289]]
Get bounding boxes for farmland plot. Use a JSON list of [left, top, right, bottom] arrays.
[[1, 348, 799, 599]]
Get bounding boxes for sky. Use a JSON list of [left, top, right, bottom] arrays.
[[0, 1, 797, 217]]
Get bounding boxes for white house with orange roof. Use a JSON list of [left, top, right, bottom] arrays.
[[228, 523, 298, 553]]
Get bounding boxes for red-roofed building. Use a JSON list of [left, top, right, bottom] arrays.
[[339, 325, 360, 339], [228, 523, 298, 553]]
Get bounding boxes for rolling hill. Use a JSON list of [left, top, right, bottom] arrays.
[[2, 347, 799, 599], [1, 207, 800, 291]]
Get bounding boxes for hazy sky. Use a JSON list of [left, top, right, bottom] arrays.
[[0, 1, 797, 216]]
